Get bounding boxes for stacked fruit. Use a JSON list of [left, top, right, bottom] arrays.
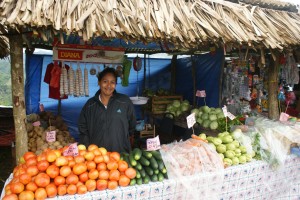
[[121, 148, 168, 185], [2, 144, 136, 200]]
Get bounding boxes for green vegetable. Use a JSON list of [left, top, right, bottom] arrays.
[[151, 174, 158, 182], [129, 152, 137, 166], [143, 174, 150, 184], [226, 143, 236, 151], [198, 133, 207, 140], [232, 157, 239, 165], [238, 155, 247, 164], [221, 135, 233, 144], [132, 148, 142, 160], [158, 173, 164, 182], [136, 178, 143, 185], [142, 151, 152, 159], [135, 170, 141, 179], [223, 158, 232, 166], [225, 150, 235, 159], [157, 159, 165, 171], [218, 153, 225, 159], [139, 156, 150, 166], [216, 144, 226, 153], [149, 157, 158, 169], [209, 121, 218, 130], [151, 151, 162, 161], [139, 168, 146, 177], [209, 114, 217, 121], [145, 167, 154, 176], [135, 162, 142, 170], [130, 178, 136, 186], [212, 138, 222, 146]]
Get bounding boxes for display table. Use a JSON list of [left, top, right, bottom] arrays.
[[1, 156, 300, 200]]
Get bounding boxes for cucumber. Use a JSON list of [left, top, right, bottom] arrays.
[[145, 166, 154, 176], [157, 159, 165, 171], [163, 172, 168, 179], [154, 169, 159, 175], [158, 173, 164, 182], [143, 174, 150, 184], [161, 167, 167, 174], [135, 161, 142, 170], [149, 157, 158, 169], [135, 170, 141, 179], [136, 177, 143, 185], [123, 155, 132, 168], [139, 168, 146, 178], [129, 152, 137, 166], [150, 174, 158, 182], [142, 150, 152, 159], [130, 178, 136, 186], [139, 156, 150, 166], [151, 150, 162, 160], [132, 148, 142, 160]]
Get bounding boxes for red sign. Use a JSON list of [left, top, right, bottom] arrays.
[[196, 90, 206, 97], [58, 49, 83, 60]]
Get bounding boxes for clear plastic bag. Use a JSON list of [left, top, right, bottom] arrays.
[[160, 139, 224, 199]]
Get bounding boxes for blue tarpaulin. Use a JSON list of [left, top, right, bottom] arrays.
[[25, 49, 223, 140]]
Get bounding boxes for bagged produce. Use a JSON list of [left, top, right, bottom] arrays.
[[160, 139, 224, 200]]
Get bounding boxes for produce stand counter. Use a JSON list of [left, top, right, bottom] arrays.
[[2, 156, 299, 200]]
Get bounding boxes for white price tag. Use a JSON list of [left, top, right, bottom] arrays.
[[63, 143, 79, 157], [46, 131, 56, 142], [222, 106, 228, 117], [196, 90, 206, 97], [146, 136, 161, 151], [227, 112, 236, 120], [186, 113, 196, 128], [279, 112, 289, 122]]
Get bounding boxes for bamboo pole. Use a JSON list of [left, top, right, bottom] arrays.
[[8, 31, 28, 163], [268, 52, 280, 120], [170, 55, 177, 94]]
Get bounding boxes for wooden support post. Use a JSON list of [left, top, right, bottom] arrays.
[[191, 55, 196, 107], [9, 32, 28, 163], [170, 55, 177, 94], [268, 52, 280, 120]]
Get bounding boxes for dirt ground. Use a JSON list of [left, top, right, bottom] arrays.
[[0, 146, 14, 196]]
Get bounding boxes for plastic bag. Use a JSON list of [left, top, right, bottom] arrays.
[[160, 139, 224, 200]]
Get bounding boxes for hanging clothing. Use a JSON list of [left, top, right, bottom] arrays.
[[44, 62, 69, 99], [282, 54, 299, 85]]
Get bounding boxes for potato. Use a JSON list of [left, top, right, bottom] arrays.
[[56, 145, 63, 149], [26, 123, 33, 132], [28, 131, 34, 137], [53, 141, 61, 147]]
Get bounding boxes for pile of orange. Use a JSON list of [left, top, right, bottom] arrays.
[[3, 144, 136, 200]]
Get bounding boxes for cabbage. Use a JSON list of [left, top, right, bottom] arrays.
[[191, 108, 199, 116], [217, 112, 225, 119], [180, 104, 190, 112], [216, 144, 226, 153], [202, 120, 210, 128], [201, 113, 209, 120], [202, 106, 211, 113], [209, 121, 218, 130], [215, 108, 222, 114], [172, 100, 181, 108], [196, 118, 203, 125], [209, 114, 217, 121]]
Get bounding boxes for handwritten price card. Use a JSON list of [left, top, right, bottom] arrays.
[[146, 136, 161, 151], [222, 106, 228, 117], [186, 113, 196, 128], [46, 131, 56, 142], [63, 143, 79, 156]]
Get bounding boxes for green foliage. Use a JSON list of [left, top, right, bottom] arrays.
[[0, 60, 12, 106]]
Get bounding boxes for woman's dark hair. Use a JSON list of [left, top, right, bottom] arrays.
[[97, 67, 117, 83]]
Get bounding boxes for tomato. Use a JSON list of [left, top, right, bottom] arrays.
[[34, 188, 47, 200], [25, 182, 38, 192], [46, 151, 57, 163], [125, 168, 136, 179], [67, 184, 77, 195], [55, 156, 68, 167], [26, 157, 37, 167], [92, 148, 101, 156], [46, 164, 59, 179], [54, 176, 66, 186], [84, 151, 95, 161], [68, 160, 76, 168], [45, 183, 57, 198], [2, 194, 18, 200], [26, 165, 39, 177], [88, 169, 99, 180], [107, 180, 118, 190], [66, 174, 79, 185], [59, 166, 72, 177], [87, 144, 98, 152], [10, 182, 24, 194], [79, 150, 86, 156], [118, 160, 129, 172], [19, 173, 32, 185], [74, 155, 85, 164], [96, 179, 108, 190], [57, 185, 67, 196], [107, 161, 118, 170], [103, 154, 110, 163], [97, 162, 107, 171], [79, 172, 89, 183], [77, 185, 88, 194], [34, 173, 50, 188], [23, 152, 36, 161], [19, 190, 34, 200], [98, 170, 109, 180], [109, 169, 120, 181], [109, 152, 120, 162], [94, 155, 104, 164], [72, 163, 87, 175], [37, 160, 49, 172], [85, 179, 96, 192], [86, 160, 96, 170], [119, 174, 130, 187]]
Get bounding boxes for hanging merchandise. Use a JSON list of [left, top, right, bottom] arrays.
[[77, 62, 84, 96], [62, 63, 69, 96], [282, 53, 299, 85], [74, 64, 79, 97], [68, 63, 74, 96], [49, 61, 61, 88], [59, 68, 64, 98], [90, 64, 97, 75], [116, 65, 123, 78], [121, 55, 132, 87], [133, 56, 142, 71], [84, 64, 89, 97]]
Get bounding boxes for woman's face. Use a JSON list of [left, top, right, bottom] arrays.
[[99, 73, 116, 96]]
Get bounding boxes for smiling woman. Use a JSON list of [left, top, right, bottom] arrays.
[[78, 67, 136, 153]]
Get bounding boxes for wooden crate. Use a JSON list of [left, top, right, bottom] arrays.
[[152, 95, 183, 114]]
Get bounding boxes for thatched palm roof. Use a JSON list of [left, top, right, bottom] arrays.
[[0, 0, 300, 58], [0, 25, 9, 59]]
